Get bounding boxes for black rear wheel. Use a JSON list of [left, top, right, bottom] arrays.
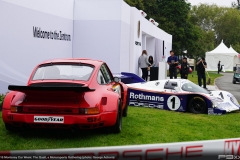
[[110, 100, 122, 133], [188, 97, 207, 114], [122, 105, 128, 117], [233, 78, 236, 84]]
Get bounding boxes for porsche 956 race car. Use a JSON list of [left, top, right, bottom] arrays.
[[2, 58, 129, 133], [114, 72, 240, 115]]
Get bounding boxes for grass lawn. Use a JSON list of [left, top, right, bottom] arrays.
[[187, 71, 223, 85], [1, 107, 240, 151]]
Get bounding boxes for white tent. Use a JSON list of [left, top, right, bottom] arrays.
[[206, 40, 238, 71], [229, 45, 240, 64]]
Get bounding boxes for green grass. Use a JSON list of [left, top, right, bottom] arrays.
[[188, 71, 223, 85], [1, 107, 240, 151]]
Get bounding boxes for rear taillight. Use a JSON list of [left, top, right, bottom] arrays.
[[10, 106, 23, 113], [79, 107, 99, 115]]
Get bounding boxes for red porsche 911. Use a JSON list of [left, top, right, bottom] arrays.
[[2, 58, 128, 133]]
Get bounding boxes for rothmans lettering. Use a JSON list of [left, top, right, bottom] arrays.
[[33, 26, 71, 41], [129, 92, 164, 101]]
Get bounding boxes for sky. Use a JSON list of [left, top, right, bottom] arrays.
[[187, 0, 234, 7]]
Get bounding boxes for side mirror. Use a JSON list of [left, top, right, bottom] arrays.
[[114, 77, 120, 83]]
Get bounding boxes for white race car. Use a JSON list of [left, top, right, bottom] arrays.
[[114, 72, 240, 115]]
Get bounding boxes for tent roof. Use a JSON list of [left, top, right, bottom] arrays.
[[206, 40, 238, 56], [207, 40, 230, 54], [229, 45, 238, 54]]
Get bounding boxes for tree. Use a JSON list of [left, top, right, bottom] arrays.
[[188, 4, 231, 58], [215, 8, 240, 47], [145, 0, 199, 55], [187, 26, 215, 60], [232, 0, 240, 10], [232, 43, 240, 53], [124, 0, 144, 10], [189, 4, 228, 31]]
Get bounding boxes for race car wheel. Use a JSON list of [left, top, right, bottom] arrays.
[[233, 78, 236, 84], [110, 100, 122, 133], [188, 97, 207, 114], [122, 105, 128, 117]]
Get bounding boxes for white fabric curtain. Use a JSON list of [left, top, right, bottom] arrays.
[[154, 38, 162, 66], [206, 54, 234, 71]]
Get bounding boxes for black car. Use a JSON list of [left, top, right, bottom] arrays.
[[233, 64, 240, 84]]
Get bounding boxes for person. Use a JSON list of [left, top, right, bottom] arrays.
[[218, 61, 221, 74], [147, 56, 155, 79], [180, 57, 189, 79], [138, 50, 151, 81], [148, 56, 155, 67], [196, 57, 207, 89], [167, 50, 178, 79]]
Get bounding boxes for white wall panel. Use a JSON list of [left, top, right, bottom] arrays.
[[2, 0, 74, 19], [0, 0, 73, 93]]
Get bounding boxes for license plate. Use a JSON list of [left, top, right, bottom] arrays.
[[34, 116, 64, 123]]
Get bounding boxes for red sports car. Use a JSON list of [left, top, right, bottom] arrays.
[[2, 58, 128, 133]]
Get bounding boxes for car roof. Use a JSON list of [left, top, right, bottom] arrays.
[[40, 58, 103, 66]]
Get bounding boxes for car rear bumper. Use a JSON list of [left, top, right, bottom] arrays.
[[2, 109, 117, 129]]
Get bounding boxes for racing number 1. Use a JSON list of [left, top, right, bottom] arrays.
[[167, 95, 181, 110], [171, 97, 175, 109], [219, 92, 224, 99]]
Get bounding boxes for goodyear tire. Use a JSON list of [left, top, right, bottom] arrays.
[[233, 78, 236, 84], [188, 97, 207, 114], [122, 105, 128, 117], [110, 100, 122, 133]]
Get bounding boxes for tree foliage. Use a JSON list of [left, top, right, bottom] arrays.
[[153, 0, 198, 55], [124, 0, 144, 10], [189, 4, 228, 31], [232, 0, 240, 10], [190, 4, 240, 53], [215, 9, 240, 49]]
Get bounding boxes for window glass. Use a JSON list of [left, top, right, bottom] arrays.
[[32, 64, 94, 81], [100, 64, 112, 83], [181, 81, 210, 94], [97, 70, 106, 84]]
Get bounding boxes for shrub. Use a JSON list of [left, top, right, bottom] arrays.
[[0, 94, 5, 111]]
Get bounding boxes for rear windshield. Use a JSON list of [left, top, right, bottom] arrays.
[[32, 64, 94, 81]]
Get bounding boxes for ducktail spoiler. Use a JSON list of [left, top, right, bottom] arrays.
[[8, 85, 95, 93]]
